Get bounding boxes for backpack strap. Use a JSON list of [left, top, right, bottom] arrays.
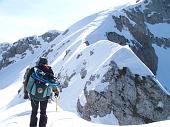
[[24, 67, 35, 94], [25, 67, 34, 86]]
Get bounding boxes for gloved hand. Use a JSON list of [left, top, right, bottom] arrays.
[[48, 98, 52, 103], [53, 88, 59, 98], [54, 93, 59, 98], [24, 93, 29, 99]]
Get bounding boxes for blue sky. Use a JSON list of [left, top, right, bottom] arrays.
[[0, 0, 135, 43]]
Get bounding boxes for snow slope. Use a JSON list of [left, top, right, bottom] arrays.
[[0, 40, 170, 127], [0, 1, 170, 126], [0, 98, 170, 127], [153, 44, 170, 91], [0, 40, 170, 126]]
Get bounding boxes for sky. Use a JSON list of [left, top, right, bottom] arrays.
[[0, 0, 136, 43]]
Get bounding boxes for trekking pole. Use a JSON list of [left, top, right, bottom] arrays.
[[56, 96, 58, 112], [53, 82, 61, 112], [54, 92, 59, 112]]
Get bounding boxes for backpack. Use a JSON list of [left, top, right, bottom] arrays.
[[27, 65, 58, 101]]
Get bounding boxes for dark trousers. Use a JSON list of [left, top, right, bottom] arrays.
[[30, 99, 48, 127]]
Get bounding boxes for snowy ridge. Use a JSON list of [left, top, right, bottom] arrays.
[[1, 0, 170, 126], [50, 37, 169, 124]]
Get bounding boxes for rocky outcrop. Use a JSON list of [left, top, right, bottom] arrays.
[[0, 31, 60, 70], [106, 0, 170, 74], [145, 0, 170, 23], [77, 61, 170, 125], [0, 36, 40, 69], [0, 43, 11, 54], [40, 30, 60, 42], [106, 32, 129, 45]]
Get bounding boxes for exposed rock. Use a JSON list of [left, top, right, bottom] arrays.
[[80, 68, 87, 79], [145, 0, 170, 22], [106, 0, 170, 74], [62, 72, 76, 88], [0, 43, 11, 54], [0, 31, 60, 70], [153, 37, 170, 48], [131, 46, 158, 74], [62, 29, 69, 35], [40, 30, 60, 42], [146, 12, 164, 24], [77, 61, 170, 125], [0, 36, 40, 70], [107, 32, 129, 45], [84, 41, 90, 46]]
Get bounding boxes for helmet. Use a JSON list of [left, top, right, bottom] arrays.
[[38, 57, 48, 65]]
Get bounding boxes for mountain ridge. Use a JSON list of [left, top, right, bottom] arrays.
[[0, 0, 170, 126]]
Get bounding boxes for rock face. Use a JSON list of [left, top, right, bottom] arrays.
[[107, 0, 170, 74], [77, 61, 170, 125], [40, 30, 60, 42], [0, 31, 60, 70], [0, 43, 11, 54], [0, 36, 40, 69], [77, 1, 170, 123]]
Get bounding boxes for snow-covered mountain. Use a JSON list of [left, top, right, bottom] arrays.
[[0, 30, 60, 70], [0, 0, 170, 126]]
